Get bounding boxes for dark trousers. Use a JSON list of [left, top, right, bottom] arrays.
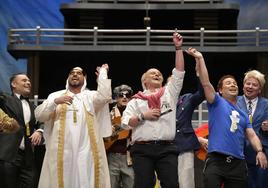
[[130, 143, 178, 188], [203, 152, 247, 188], [246, 146, 268, 188], [34, 144, 46, 186], [0, 149, 36, 188]]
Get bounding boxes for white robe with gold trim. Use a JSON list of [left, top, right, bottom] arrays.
[[35, 79, 112, 188]]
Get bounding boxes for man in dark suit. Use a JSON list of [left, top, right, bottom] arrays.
[[0, 73, 43, 188], [237, 70, 268, 188], [174, 58, 205, 188]]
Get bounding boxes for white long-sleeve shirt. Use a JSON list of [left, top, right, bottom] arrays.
[[122, 68, 185, 142]]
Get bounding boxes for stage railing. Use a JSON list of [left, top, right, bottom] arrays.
[[8, 27, 268, 47]]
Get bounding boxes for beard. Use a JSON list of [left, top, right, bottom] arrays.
[[68, 80, 83, 89]]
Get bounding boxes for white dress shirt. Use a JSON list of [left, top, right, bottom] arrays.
[[122, 68, 185, 142], [15, 93, 31, 150], [244, 95, 258, 116]]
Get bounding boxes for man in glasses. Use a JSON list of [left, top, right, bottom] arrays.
[[105, 84, 134, 188]]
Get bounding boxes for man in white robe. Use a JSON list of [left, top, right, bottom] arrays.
[[35, 65, 112, 188]]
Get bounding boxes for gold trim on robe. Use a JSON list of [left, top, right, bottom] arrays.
[[57, 104, 67, 188], [84, 105, 100, 188]]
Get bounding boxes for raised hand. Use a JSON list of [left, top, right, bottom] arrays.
[[185, 47, 203, 59], [101, 64, 109, 71], [173, 31, 183, 48], [95, 64, 109, 77]]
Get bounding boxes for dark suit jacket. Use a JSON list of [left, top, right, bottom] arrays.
[[174, 81, 205, 153], [237, 95, 268, 164], [0, 92, 39, 162]]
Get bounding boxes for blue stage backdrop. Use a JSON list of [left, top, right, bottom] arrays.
[[226, 0, 268, 29], [0, 0, 73, 93], [0, 0, 267, 93]]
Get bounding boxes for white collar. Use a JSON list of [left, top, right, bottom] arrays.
[[243, 95, 258, 105], [14, 93, 21, 99]]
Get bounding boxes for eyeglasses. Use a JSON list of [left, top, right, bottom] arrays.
[[118, 91, 131, 99]]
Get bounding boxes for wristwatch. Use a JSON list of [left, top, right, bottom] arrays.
[[138, 113, 145, 122], [257, 148, 265, 154]]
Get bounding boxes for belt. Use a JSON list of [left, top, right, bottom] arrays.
[[109, 152, 126, 155], [134, 140, 174, 145], [208, 152, 240, 163], [18, 148, 25, 153]]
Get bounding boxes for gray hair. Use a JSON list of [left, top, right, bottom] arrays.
[[244, 70, 265, 89], [113, 84, 133, 98], [141, 72, 146, 90]]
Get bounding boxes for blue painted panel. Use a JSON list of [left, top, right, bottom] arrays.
[[0, 0, 74, 92]]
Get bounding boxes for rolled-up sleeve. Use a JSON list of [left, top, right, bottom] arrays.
[[167, 69, 185, 99], [121, 99, 138, 130]]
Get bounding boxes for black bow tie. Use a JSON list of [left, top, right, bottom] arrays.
[[20, 95, 29, 101]]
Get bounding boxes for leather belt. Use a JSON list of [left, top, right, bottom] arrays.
[[208, 152, 240, 163], [134, 140, 174, 145], [110, 152, 126, 155]]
